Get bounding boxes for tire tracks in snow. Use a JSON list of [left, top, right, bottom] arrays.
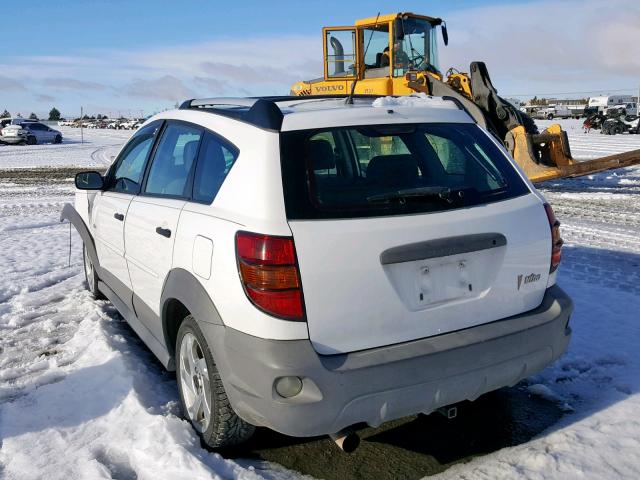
[[540, 184, 640, 296]]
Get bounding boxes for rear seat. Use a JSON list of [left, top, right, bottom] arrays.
[[366, 154, 421, 187]]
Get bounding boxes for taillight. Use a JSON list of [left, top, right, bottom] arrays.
[[544, 203, 563, 273], [236, 231, 305, 320]]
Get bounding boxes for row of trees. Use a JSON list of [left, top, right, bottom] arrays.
[[0, 108, 62, 121], [2, 108, 137, 123]]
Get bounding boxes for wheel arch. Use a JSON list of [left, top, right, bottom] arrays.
[[160, 268, 223, 369], [60, 203, 100, 271]]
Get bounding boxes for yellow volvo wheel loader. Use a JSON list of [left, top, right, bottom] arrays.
[[290, 12, 640, 183]]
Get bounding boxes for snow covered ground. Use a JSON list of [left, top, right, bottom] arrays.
[[1, 121, 640, 479], [0, 127, 130, 170]]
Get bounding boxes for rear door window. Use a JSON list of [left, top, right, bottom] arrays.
[[191, 131, 238, 204], [144, 122, 203, 198], [280, 123, 529, 219]]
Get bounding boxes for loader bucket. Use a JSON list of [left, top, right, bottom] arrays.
[[505, 124, 640, 183]]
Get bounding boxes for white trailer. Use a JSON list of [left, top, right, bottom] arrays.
[[588, 95, 635, 113]]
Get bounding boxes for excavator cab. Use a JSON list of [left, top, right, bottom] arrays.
[[298, 14, 446, 97], [292, 12, 640, 183]]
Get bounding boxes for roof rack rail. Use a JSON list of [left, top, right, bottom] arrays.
[[180, 97, 284, 131], [177, 94, 421, 131], [180, 97, 258, 109]]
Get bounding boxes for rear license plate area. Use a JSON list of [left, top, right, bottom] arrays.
[[417, 259, 474, 306]]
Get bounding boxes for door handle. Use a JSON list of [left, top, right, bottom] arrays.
[[114, 213, 124, 221], [155, 227, 171, 238]]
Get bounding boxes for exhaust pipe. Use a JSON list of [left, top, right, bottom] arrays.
[[329, 429, 360, 453], [437, 405, 458, 419]]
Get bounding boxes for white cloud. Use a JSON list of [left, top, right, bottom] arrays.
[[45, 78, 106, 91], [0, 35, 322, 112], [0, 76, 26, 91], [193, 76, 230, 95], [439, 0, 640, 97], [35, 94, 56, 103], [120, 75, 197, 102]]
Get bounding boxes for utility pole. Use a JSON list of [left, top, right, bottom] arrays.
[[80, 106, 84, 144]]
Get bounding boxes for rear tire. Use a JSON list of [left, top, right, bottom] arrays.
[[176, 316, 255, 449]]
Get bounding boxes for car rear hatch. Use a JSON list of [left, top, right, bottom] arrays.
[[280, 122, 551, 355], [1, 126, 22, 137]]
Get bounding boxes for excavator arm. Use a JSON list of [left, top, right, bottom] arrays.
[[438, 62, 640, 183]]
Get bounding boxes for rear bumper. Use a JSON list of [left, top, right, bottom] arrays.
[[201, 285, 572, 437], [0, 136, 26, 144]]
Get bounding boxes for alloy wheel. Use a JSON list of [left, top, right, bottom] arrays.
[[179, 332, 212, 432]]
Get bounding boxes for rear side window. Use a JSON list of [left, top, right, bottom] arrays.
[[192, 131, 238, 204], [145, 123, 203, 197], [280, 123, 529, 219]]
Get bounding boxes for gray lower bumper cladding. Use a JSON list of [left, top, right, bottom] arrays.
[[200, 285, 573, 437]]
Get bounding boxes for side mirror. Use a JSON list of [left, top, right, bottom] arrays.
[[75, 171, 104, 190], [441, 22, 449, 46]]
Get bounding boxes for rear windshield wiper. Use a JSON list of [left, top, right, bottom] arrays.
[[366, 186, 465, 204]]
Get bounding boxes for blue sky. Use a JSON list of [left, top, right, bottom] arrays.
[[2, 0, 639, 118]]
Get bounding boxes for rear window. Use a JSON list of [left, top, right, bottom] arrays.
[[280, 123, 530, 219]]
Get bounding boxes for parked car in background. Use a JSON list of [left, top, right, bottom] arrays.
[[1, 117, 36, 129], [0, 122, 62, 145], [611, 103, 639, 117], [535, 105, 572, 120], [0, 124, 35, 144]]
